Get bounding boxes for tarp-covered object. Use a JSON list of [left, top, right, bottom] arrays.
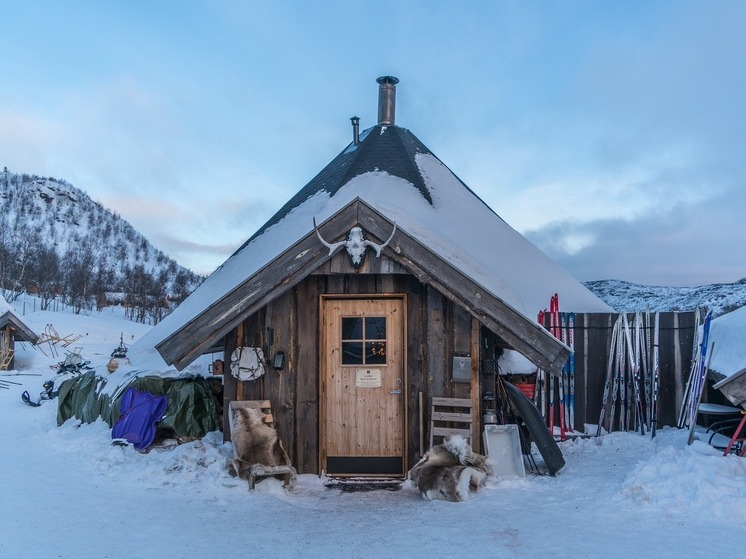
[[112, 388, 168, 450], [57, 371, 220, 439]]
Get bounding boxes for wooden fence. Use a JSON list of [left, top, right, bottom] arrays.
[[531, 312, 699, 432]]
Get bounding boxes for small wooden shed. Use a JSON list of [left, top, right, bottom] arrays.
[[150, 77, 612, 477], [0, 295, 39, 370]]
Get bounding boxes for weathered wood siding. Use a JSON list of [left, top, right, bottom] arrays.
[[223, 252, 483, 474]]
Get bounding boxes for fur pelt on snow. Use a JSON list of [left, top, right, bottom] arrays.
[[229, 406, 292, 479], [408, 435, 491, 502]]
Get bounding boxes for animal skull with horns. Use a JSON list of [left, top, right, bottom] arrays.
[[313, 218, 397, 269]]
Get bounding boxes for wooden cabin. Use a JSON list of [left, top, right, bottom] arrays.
[[150, 77, 612, 477], [0, 296, 39, 370]]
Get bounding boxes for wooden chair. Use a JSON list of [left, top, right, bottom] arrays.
[[228, 400, 296, 489], [429, 397, 474, 448]]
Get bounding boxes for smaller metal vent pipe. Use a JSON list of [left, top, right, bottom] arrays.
[[376, 76, 399, 125], [350, 116, 360, 145]]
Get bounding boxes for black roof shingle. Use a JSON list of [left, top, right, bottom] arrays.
[[235, 122, 497, 255], [237, 125, 433, 251]]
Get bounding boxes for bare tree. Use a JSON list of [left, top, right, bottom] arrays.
[[34, 246, 61, 310]]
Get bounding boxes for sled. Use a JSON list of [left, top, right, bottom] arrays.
[[21, 379, 58, 407], [503, 380, 565, 475], [111, 387, 168, 450], [483, 424, 526, 477]]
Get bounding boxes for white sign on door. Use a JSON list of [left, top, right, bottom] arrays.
[[355, 369, 382, 388]]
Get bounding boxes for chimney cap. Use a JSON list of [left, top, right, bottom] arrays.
[[377, 76, 399, 85]]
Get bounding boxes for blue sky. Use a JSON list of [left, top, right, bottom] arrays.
[[2, 1, 744, 286]]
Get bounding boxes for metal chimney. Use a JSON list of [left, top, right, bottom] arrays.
[[350, 116, 360, 145], [376, 76, 399, 125]]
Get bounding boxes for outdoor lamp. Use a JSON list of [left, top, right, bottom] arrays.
[[273, 350, 285, 371]]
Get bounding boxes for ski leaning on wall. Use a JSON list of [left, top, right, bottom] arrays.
[[535, 293, 577, 440], [677, 309, 712, 430], [677, 310, 715, 444], [596, 311, 662, 438], [651, 311, 660, 438]]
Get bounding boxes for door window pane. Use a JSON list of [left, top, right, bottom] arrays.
[[340, 314, 387, 365], [365, 341, 387, 364], [341, 317, 363, 340], [365, 317, 386, 340], [342, 342, 364, 365]]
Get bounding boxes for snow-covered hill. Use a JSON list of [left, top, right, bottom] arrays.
[[0, 169, 202, 317], [585, 278, 746, 317]]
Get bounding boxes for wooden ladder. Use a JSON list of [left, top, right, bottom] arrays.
[[430, 397, 474, 448], [0, 349, 14, 371]]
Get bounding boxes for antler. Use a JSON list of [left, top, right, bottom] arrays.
[[313, 217, 346, 256], [364, 222, 397, 257]]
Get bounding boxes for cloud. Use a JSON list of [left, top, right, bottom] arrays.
[[148, 233, 239, 276], [98, 188, 282, 276], [526, 191, 746, 287]]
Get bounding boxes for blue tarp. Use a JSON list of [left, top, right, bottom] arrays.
[[112, 387, 169, 449]]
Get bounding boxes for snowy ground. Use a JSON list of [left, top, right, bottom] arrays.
[[2, 301, 746, 558]]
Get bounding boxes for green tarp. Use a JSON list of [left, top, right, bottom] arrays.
[[57, 371, 221, 438]]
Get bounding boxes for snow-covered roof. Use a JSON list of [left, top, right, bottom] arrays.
[[709, 305, 746, 381], [140, 124, 611, 370], [0, 293, 40, 343], [0, 294, 12, 315]]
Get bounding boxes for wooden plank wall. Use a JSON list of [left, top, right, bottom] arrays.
[[222, 260, 480, 474], [527, 312, 696, 432]]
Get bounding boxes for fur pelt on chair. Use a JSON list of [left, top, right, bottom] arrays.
[[409, 435, 491, 502], [229, 407, 292, 480]]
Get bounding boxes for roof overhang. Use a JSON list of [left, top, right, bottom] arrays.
[[0, 311, 40, 344], [156, 199, 569, 374]]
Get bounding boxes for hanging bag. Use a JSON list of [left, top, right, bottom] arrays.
[[230, 347, 266, 381]]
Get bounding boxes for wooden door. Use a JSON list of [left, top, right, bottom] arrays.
[[321, 296, 405, 476]]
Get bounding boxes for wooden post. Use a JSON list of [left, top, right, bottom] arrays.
[[673, 312, 682, 419], [236, 322, 245, 402], [583, 313, 590, 431], [470, 317, 481, 451], [419, 391, 424, 454]]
